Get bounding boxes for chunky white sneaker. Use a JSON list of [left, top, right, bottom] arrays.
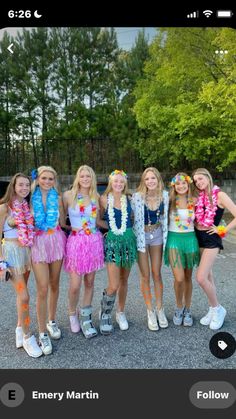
[[209, 305, 226, 330], [116, 312, 129, 331], [23, 335, 43, 358], [46, 320, 61, 339], [39, 333, 52, 355], [156, 307, 168, 328], [200, 307, 213, 326], [147, 309, 159, 331], [15, 326, 23, 348]]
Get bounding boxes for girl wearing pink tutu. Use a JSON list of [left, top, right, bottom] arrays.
[[0, 173, 42, 358], [31, 166, 66, 355], [63, 165, 104, 339]]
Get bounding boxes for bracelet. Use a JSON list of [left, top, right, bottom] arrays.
[[216, 225, 227, 238], [0, 261, 9, 270]]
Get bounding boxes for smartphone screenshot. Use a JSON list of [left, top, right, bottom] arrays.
[[0, 4, 236, 418]]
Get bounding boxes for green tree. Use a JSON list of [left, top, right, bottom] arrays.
[[134, 28, 236, 172]]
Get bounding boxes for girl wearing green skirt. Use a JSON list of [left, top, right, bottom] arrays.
[[99, 170, 137, 335], [164, 172, 200, 326]]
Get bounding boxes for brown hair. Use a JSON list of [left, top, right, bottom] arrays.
[[169, 172, 193, 213], [0, 173, 31, 206]]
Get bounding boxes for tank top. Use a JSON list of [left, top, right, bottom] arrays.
[[213, 206, 224, 226], [104, 197, 133, 229], [68, 203, 97, 230], [169, 209, 195, 233], [144, 201, 164, 225], [3, 209, 18, 239]]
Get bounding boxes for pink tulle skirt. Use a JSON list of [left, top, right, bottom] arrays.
[[31, 228, 66, 264], [64, 230, 104, 275]]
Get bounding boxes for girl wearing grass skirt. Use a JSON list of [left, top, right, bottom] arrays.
[[31, 166, 66, 355], [0, 173, 42, 358], [99, 170, 137, 335], [63, 165, 105, 339], [164, 173, 200, 327]]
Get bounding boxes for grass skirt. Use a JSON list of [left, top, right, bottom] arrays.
[[164, 231, 200, 269], [31, 228, 66, 264], [2, 240, 31, 275], [64, 230, 104, 275], [105, 228, 137, 268]]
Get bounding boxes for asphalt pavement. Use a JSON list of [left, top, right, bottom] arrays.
[[0, 239, 236, 370]]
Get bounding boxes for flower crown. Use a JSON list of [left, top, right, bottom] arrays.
[[171, 175, 192, 186], [31, 169, 38, 180], [109, 170, 128, 179]]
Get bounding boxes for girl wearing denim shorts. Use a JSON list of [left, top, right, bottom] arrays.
[[132, 167, 169, 331]]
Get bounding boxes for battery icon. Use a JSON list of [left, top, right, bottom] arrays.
[[216, 10, 233, 18]]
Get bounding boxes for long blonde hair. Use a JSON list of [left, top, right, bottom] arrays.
[[71, 165, 98, 207], [137, 167, 164, 199], [192, 168, 214, 203], [103, 170, 129, 196], [31, 166, 59, 195], [0, 173, 31, 206], [169, 172, 193, 213]]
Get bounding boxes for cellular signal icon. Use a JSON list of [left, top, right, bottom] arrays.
[[187, 11, 199, 18]]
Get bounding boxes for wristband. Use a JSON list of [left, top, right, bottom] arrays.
[[0, 261, 9, 270], [216, 225, 227, 238]]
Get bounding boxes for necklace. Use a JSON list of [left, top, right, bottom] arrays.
[[11, 199, 35, 246], [107, 193, 128, 235], [77, 194, 97, 235], [145, 195, 162, 239], [32, 186, 59, 231], [195, 186, 220, 227], [174, 196, 194, 231]]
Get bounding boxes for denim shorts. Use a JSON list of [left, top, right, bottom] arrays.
[[145, 226, 163, 246]]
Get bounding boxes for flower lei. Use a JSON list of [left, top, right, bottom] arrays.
[[109, 170, 127, 179], [174, 196, 194, 231], [31, 186, 59, 231], [107, 193, 128, 235], [11, 199, 35, 246], [195, 186, 220, 227], [77, 194, 97, 235], [171, 175, 192, 186]]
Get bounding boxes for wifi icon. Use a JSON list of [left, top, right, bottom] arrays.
[[203, 10, 213, 17]]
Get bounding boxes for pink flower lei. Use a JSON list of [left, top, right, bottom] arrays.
[[11, 199, 35, 246], [195, 186, 220, 227]]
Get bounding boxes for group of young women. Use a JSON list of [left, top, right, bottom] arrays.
[[0, 165, 236, 359]]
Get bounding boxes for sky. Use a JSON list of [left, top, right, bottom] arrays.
[[0, 27, 157, 50]]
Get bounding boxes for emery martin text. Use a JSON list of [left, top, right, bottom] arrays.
[[32, 391, 99, 401]]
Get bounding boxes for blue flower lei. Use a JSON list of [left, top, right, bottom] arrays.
[[31, 186, 59, 231]]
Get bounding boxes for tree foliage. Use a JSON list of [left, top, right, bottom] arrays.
[[134, 28, 236, 172]]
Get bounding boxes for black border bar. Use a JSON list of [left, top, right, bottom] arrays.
[[0, 5, 235, 28]]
